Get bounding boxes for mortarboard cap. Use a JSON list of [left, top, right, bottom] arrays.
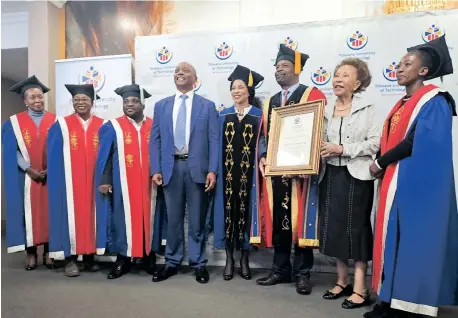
[[407, 35, 453, 80], [9, 75, 50, 97], [114, 84, 152, 102], [65, 84, 100, 100], [228, 65, 264, 88], [275, 44, 309, 75]]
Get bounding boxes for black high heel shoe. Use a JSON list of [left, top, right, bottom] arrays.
[[25, 254, 38, 271], [223, 259, 234, 281], [342, 291, 371, 309], [323, 284, 353, 300], [239, 260, 251, 280], [43, 254, 57, 270]]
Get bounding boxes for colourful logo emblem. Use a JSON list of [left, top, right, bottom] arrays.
[[193, 77, 202, 92], [383, 62, 398, 82], [347, 31, 368, 50], [311, 67, 331, 86], [79, 66, 105, 92], [282, 37, 298, 50], [156, 46, 173, 64], [422, 24, 443, 42], [215, 42, 233, 60]]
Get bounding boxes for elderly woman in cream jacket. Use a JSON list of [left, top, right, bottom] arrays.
[[318, 58, 380, 310]]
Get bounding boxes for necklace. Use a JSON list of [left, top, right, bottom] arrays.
[[335, 103, 352, 112]]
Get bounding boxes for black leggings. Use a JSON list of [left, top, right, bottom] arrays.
[[26, 243, 49, 255]]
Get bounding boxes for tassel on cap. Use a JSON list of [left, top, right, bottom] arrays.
[[294, 50, 301, 75], [248, 71, 254, 87]]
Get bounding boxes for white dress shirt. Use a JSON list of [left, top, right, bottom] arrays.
[[281, 82, 300, 105], [173, 90, 194, 154], [77, 115, 91, 132], [127, 115, 147, 166]]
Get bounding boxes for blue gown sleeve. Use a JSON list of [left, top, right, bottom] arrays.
[[46, 122, 66, 257], [17, 150, 30, 171], [95, 122, 115, 255], [1, 120, 26, 252]]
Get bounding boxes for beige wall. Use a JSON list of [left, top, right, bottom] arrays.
[[1, 77, 25, 221]]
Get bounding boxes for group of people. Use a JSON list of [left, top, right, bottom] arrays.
[[2, 36, 457, 318]]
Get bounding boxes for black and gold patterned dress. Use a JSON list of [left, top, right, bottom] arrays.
[[213, 106, 262, 250]]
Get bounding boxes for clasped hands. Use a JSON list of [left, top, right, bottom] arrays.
[[26, 167, 47, 183]]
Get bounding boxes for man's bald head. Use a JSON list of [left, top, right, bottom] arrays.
[[174, 62, 197, 93]]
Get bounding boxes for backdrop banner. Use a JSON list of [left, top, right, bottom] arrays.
[[135, 10, 458, 271], [55, 54, 133, 119]]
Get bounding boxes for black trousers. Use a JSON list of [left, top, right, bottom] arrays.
[[272, 241, 314, 279], [66, 254, 95, 263]]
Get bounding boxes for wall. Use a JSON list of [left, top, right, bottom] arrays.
[[1, 78, 26, 223]]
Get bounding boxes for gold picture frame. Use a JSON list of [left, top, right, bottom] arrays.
[[265, 99, 325, 176]]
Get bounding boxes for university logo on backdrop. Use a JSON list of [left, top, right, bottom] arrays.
[[282, 37, 298, 50], [346, 31, 368, 50], [79, 66, 105, 92], [156, 46, 173, 64], [215, 42, 233, 60], [311, 66, 331, 86], [422, 24, 443, 42], [383, 62, 398, 82]]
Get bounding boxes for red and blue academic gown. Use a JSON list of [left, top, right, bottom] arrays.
[[372, 84, 458, 316], [213, 105, 263, 249], [1, 111, 56, 253], [95, 115, 166, 258], [256, 85, 326, 248], [46, 114, 105, 259]]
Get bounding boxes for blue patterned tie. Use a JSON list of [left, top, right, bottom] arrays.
[[174, 94, 188, 151]]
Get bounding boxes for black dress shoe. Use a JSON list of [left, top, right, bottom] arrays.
[[323, 284, 353, 300], [342, 291, 371, 309], [107, 263, 130, 279], [25, 264, 37, 271], [152, 266, 178, 282], [256, 273, 291, 286], [195, 267, 209, 284], [296, 276, 312, 295]]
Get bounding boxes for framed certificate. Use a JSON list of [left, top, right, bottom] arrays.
[[265, 99, 325, 176]]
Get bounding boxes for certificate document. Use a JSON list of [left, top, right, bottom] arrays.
[[276, 113, 314, 167], [265, 100, 325, 176]]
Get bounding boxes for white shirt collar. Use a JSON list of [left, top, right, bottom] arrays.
[[175, 90, 194, 101], [126, 115, 146, 126], [235, 105, 252, 116], [282, 82, 300, 96]]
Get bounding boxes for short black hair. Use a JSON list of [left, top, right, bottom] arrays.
[[407, 49, 434, 78]]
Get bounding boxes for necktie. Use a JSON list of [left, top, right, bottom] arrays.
[[281, 90, 289, 107], [174, 94, 188, 151]]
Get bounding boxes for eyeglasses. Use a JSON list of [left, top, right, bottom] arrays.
[[74, 98, 91, 103]]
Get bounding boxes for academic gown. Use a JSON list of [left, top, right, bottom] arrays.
[[46, 114, 105, 259], [213, 106, 262, 249], [95, 116, 167, 258], [256, 85, 326, 248], [1, 111, 56, 253], [372, 84, 458, 316]]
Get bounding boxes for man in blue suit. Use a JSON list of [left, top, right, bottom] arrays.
[[150, 61, 218, 284]]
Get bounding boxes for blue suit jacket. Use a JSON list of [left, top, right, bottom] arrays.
[[150, 94, 219, 186]]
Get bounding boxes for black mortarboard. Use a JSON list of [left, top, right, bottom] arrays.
[[114, 84, 152, 101], [407, 35, 453, 80], [275, 44, 309, 75], [9, 75, 50, 97], [227, 65, 264, 88], [65, 84, 100, 100]]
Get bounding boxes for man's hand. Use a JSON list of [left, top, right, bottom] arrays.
[[152, 173, 163, 186], [205, 172, 216, 192], [369, 161, 384, 179], [98, 184, 112, 195], [39, 169, 47, 180], [26, 167, 42, 182], [259, 157, 267, 178], [320, 141, 343, 158]]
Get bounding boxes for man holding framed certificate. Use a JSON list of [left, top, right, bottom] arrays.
[[255, 44, 326, 295]]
